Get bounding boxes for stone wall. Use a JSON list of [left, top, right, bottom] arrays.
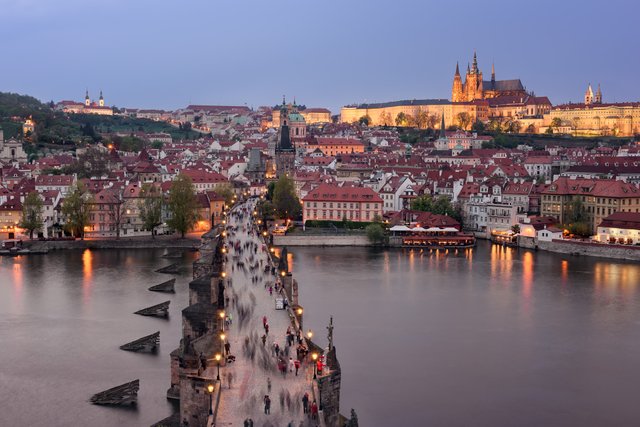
[[539, 239, 640, 261], [274, 235, 369, 246], [26, 237, 199, 251], [179, 376, 211, 427], [318, 346, 342, 427]]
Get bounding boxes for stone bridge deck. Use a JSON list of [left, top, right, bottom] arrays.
[[212, 202, 319, 427]]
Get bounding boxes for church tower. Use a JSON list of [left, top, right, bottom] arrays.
[[584, 83, 594, 105], [595, 84, 602, 104], [452, 62, 464, 102], [99, 90, 104, 107], [85, 89, 90, 106], [465, 52, 484, 101], [275, 99, 296, 179]]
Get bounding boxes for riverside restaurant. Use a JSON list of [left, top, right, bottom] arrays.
[[390, 225, 476, 249]]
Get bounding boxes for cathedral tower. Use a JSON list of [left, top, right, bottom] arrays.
[[99, 90, 104, 107], [85, 89, 90, 106], [451, 62, 464, 102]]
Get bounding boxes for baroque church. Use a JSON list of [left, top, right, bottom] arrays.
[[451, 52, 527, 102]]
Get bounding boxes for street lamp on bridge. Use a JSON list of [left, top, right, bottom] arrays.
[[215, 353, 221, 381], [312, 352, 318, 379], [207, 384, 214, 415]]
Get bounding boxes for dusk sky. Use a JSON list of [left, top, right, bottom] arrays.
[[2, 0, 638, 113]]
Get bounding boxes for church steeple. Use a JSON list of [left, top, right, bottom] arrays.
[[455, 62, 460, 76], [85, 89, 90, 106], [585, 83, 594, 105], [439, 111, 446, 139], [491, 62, 495, 82], [471, 51, 479, 74], [595, 84, 602, 104], [99, 90, 104, 107]]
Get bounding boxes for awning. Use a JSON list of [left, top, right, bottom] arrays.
[[389, 225, 411, 232]]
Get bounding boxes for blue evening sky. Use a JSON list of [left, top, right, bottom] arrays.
[[1, 0, 637, 113]]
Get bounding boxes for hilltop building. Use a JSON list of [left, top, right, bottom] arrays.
[[56, 90, 113, 116]]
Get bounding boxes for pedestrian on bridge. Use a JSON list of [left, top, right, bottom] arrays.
[[264, 395, 271, 414]]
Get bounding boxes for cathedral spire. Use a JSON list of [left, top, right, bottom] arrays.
[[472, 51, 478, 74], [439, 111, 446, 139], [491, 62, 495, 82], [455, 62, 460, 76]]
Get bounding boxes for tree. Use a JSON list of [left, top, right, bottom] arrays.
[[471, 120, 486, 133], [358, 115, 371, 126], [62, 183, 93, 239], [568, 197, 586, 223], [111, 192, 127, 240], [213, 183, 235, 205], [411, 195, 462, 222], [19, 191, 44, 239], [487, 118, 503, 133], [511, 224, 521, 234], [426, 114, 439, 130], [365, 223, 386, 245], [457, 112, 471, 130], [551, 117, 562, 131], [395, 112, 407, 127], [151, 140, 164, 149], [272, 175, 301, 220], [379, 111, 392, 127], [525, 124, 536, 133], [415, 110, 428, 129], [139, 183, 163, 238], [167, 174, 198, 238]]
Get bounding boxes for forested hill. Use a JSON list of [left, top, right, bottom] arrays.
[[0, 91, 198, 146]]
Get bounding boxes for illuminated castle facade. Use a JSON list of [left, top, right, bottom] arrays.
[[56, 90, 113, 116], [451, 52, 527, 102]]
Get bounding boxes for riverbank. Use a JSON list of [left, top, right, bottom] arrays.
[[274, 234, 369, 246], [538, 238, 640, 261], [23, 236, 200, 252]]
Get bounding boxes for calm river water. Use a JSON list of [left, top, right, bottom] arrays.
[[2, 243, 640, 426]]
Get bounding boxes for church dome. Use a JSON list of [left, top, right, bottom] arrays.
[[288, 112, 305, 123]]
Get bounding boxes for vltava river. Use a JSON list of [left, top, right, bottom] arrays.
[[293, 242, 640, 427], [2, 243, 640, 426]]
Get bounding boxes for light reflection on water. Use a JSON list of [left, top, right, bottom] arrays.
[[0, 249, 193, 427], [293, 241, 640, 427]]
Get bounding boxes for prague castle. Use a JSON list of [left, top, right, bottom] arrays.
[[340, 52, 547, 129]]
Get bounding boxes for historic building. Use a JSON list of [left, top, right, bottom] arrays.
[[451, 52, 527, 102], [340, 99, 489, 129], [56, 90, 113, 116], [541, 177, 640, 233], [275, 105, 296, 179], [302, 183, 383, 223], [272, 103, 331, 128], [540, 84, 640, 136]]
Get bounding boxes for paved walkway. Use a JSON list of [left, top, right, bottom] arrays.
[[212, 200, 319, 427]]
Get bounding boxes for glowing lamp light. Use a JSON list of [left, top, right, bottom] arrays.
[[207, 384, 214, 393], [221, 271, 227, 278], [296, 307, 303, 316], [215, 353, 221, 362], [280, 271, 286, 277], [311, 352, 318, 361], [307, 330, 313, 339], [220, 333, 226, 341], [219, 311, 225, 319]]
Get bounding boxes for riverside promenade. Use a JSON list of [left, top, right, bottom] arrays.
[[213, 200, 319, 426]]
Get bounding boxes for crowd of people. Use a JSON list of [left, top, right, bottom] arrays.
[[219, 198, 321, 426]]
